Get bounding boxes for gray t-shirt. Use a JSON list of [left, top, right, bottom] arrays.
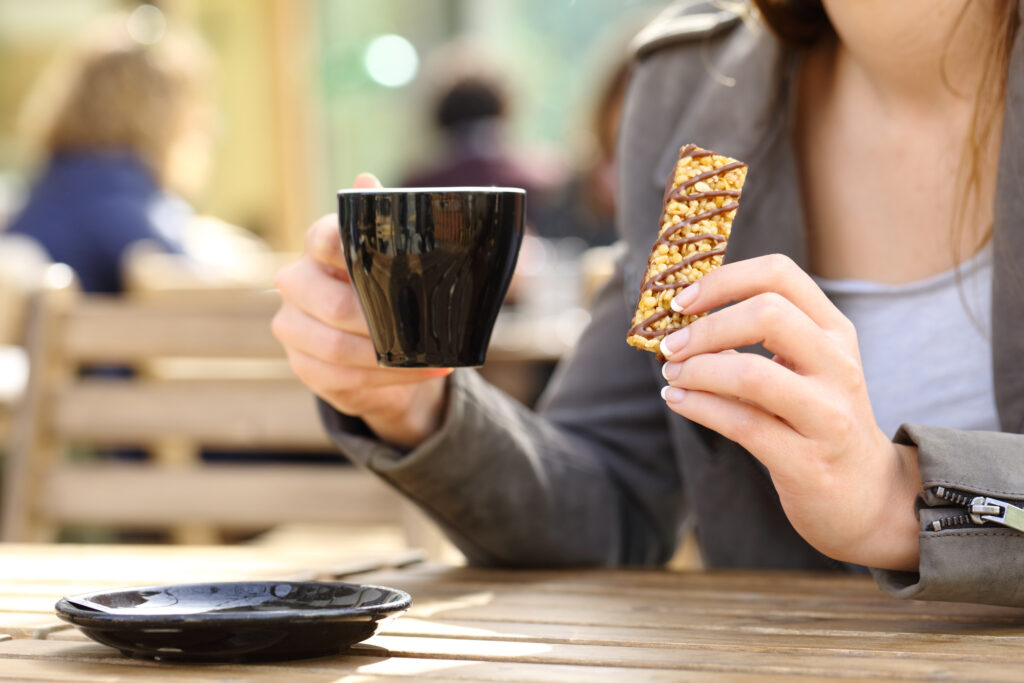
[[815, 245, 998, 439]]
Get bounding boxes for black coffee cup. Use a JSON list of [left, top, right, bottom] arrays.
[[337, 187, 526, 367]]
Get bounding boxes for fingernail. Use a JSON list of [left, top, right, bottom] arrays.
[[670, 283, 699, 313], [660, 386, 686, 403], [661, 361, 681, 381], [659, 327, 690, 359]]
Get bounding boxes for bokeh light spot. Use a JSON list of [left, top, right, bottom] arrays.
[[364, 34, 418, 88], [126, 4, 166, 45]]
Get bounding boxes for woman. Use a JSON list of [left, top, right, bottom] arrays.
[[6, 15, 212, 293], [273, 0, 1024, 605]]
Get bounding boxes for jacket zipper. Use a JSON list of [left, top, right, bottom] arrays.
[[929, 486, 1024, 533]]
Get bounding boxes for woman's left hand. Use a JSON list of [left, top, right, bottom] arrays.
[[659, 253, 921, 571]]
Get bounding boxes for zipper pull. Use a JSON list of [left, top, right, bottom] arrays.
[[969, 496, 1024, 533], [930, 486, 1024, 532]]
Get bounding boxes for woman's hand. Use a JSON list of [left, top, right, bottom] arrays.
[[659, 254, 921, 571], [272, 173, 452, 449]]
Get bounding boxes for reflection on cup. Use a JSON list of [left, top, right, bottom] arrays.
[[338, 187, 525, 367]]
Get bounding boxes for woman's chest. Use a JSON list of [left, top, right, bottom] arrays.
[[792, 45, 993, 283], [797, 110, 980, 282]]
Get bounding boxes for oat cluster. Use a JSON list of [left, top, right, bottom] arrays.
[[626, 145, 748, 356]]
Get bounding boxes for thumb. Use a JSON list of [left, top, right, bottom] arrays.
[[353, 172, 383, 189]]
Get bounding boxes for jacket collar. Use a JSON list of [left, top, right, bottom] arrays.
[[991, 2, 1024, 432], [650, 20, 786, 191]]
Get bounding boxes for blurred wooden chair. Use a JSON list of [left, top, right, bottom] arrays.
[[0, 234, 53, 444], [0, 268, 419, 547], [0, 234, 53, 346]]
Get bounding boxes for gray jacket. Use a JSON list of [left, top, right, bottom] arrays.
[[322, 2, 1024, 606]]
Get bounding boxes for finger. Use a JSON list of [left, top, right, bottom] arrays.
[[661, 291, 840, 375], [275, 256, 368, 334], [305, 214, 349, 274], [661, 384, 803, 465], [671, 254, 851, 333], [353, 172, 383, 189], [274, 300, 453, 384], [273, 302, 378, 368], [304, 174, 382, 274], [285, 348, 449, 414], [663, 351, 823, 436]]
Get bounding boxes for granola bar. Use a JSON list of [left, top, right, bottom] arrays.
[[627, 144, 748, 358]]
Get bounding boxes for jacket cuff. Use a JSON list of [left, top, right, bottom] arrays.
[[871, 424, 1024, 606]]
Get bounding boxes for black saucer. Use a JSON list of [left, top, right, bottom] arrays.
[[55, 581, 411, 662]]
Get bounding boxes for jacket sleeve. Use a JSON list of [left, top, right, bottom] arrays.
[[319, 258, 688, 567], [872, 424, 1024, 606]]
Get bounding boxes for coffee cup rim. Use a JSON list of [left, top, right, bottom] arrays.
[[337, 187, 526, 195]]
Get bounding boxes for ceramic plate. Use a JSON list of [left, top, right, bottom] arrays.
[[55, 580, 411, 662]]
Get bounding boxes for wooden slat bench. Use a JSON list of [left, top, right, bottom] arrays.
[[1, 268, 411, 545]]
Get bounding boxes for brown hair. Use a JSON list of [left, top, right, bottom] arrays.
[[750, 0, 832, 45], [950, 1, 1019, 262], [592, 59, 632, 163], [21, 14, 211, 189], [753, 0, 1019, 268]]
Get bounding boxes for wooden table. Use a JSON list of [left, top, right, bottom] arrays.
[[2, 544, 1024, 681]]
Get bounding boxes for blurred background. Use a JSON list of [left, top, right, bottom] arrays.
[[0, 0, 671, 548], [0, 0, 665, 249]]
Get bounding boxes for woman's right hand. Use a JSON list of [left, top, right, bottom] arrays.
[[272, 173, 453, 449]]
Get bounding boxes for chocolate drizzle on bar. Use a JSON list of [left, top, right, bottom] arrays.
[[628, 144, 747, 340]]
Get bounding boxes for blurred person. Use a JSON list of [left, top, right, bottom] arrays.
[[401, 45, 563, 227], [5, 11, 216, 294], [3, 11, 293, 487]]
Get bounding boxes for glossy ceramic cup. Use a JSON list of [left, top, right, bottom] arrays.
[[338, 187, 525, 367]]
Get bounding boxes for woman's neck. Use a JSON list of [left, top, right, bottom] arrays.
[[821, 0, 1004, 112]]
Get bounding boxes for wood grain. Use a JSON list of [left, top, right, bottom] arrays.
[[3, 550, 1024, 681], [0, 639, 853, 682]]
